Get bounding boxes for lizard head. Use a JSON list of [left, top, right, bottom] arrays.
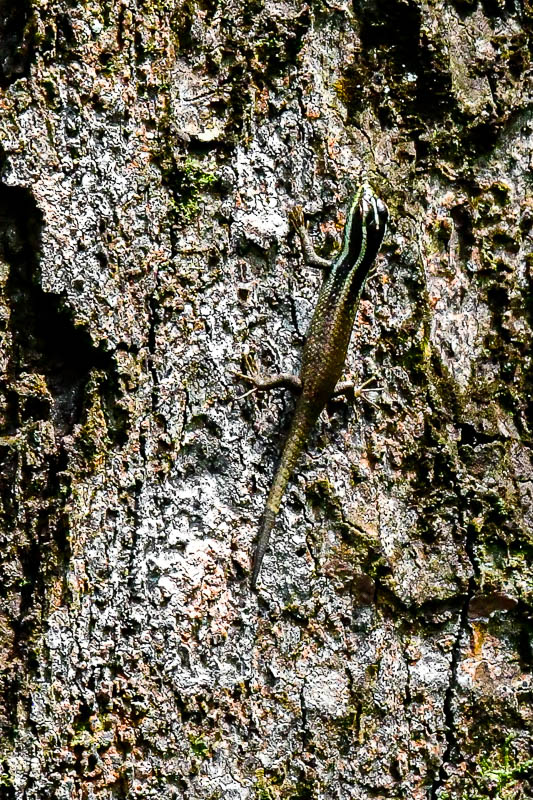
[[342, 184, 388, 269], [334, 184, 388, 297], [361, 184, 388, 244]]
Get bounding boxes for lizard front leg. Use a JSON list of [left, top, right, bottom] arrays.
[[289, 205, 331, 272], [234, 206, 328, 399]]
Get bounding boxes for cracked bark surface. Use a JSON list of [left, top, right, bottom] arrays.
[[0, 0, 532, 798]]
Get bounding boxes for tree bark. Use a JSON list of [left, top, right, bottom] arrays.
[[0, 0, 532, 798]]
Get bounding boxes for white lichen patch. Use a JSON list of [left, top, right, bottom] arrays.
[[302, 667, 350, 718]]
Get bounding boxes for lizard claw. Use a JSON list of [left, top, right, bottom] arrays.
[[332, 374, 383, 400], [232, 356, 262, 398], [232, 370, 259, 385], [289, 205, 305, 232], [353, 375, 380, 396]]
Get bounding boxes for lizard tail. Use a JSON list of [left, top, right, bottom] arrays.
[[251, 506, 277, 589], [250, 402, 319, 589]]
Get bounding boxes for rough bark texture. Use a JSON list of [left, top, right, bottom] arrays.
[[0, 0, 532, 798]]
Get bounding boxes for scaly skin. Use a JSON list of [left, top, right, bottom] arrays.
[[247, 185, 389, 589]]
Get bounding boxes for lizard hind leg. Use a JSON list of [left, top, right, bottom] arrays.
[[332, 374, 382, 399], [233, 357, 302, 397], [235, 372, 302, 393]]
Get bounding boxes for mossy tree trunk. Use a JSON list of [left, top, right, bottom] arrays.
[[0, 1, 532, 798]]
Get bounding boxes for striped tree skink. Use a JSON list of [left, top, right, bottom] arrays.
[[237, 184, 388, 589]]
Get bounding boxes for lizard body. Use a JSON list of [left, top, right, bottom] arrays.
[[239, 185, 388, 588]]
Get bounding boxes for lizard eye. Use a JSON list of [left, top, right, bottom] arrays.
[[358, 185, 386, 232], [360, 190, 388, 258], [374, 198, 388, 233], [369, 195, 380, 229]]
